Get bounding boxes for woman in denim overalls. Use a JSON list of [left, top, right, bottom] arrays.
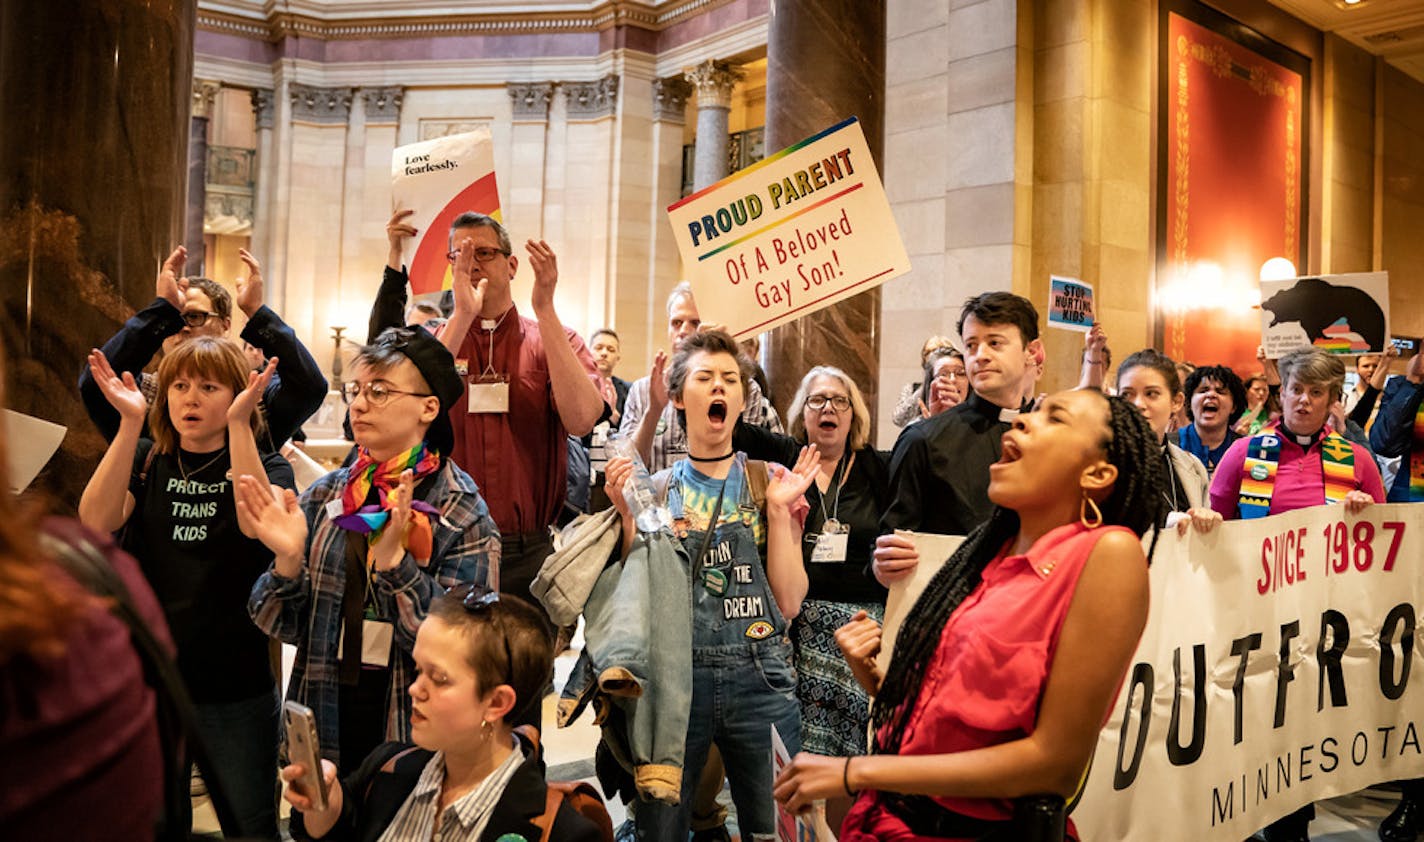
[[608, 330, 820, 840]]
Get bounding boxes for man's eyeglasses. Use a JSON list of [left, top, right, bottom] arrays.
[[181, 311, 221, 328], [340, 380, 433, 406], [446, 246, 511, 263], [461, 586, 514, 686], [806, 394, 852, 412]]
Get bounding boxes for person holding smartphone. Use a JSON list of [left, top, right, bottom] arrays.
[[280, 586, 601, 842]]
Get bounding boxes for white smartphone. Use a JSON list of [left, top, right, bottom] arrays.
[[283, 701, 329, 811]]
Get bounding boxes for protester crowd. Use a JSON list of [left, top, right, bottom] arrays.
[[3, 208, 1423, 842]]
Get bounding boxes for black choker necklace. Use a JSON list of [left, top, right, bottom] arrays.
[[687, 450, 734, 462]]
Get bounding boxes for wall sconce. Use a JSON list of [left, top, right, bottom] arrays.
[[330, 326, 346, 383]]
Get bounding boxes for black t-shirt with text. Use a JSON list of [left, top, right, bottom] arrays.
[[123, 440, 295, 704]]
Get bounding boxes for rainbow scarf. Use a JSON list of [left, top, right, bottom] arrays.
[[1238, 427, 1356, 519], [335, 443, 441, 561], [1411, 403, 1424, 502]]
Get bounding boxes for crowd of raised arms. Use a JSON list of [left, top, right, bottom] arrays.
[[3, 208, 1423, 842]]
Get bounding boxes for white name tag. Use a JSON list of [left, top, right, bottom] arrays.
[[325, 498, 345, 520], [468, 378, 510, 414], [338, 619, 394, 667], [810, 531, 849, 563]]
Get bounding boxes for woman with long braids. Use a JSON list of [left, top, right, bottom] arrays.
[[774, 389, 1170, 840]]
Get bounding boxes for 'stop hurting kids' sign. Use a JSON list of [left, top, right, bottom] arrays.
[[666, 117, 911, 339]]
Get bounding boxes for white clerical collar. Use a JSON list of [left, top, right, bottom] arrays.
[[998, 408, 1020, 423]]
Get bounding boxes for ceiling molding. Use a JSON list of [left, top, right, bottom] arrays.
[[1266, 0, 1424, 81], [197, 0, 738, 40]]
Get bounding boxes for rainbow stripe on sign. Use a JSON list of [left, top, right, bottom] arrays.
[[1312, 317, 1370, 354]]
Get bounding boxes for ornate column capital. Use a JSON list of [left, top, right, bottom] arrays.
[[652, 76, 693, 122], [362, 86, 404, 123], [289, 83, 354, 124], [563, 75, 619, 120], [191, 79, 221, 119], [508, 82, 556, 120], [250, 88, 275, 130], [684, 60, 741, 110]]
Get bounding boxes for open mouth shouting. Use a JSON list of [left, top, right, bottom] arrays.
[[707, 399, 728, 425]]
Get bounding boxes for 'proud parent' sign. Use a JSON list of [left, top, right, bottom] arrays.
[[666, 117, 910, 338]]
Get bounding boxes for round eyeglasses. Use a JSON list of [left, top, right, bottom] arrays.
[[340, 380, 433, 407]]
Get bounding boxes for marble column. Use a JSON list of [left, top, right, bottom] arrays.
[[249, 88, 277, 297], [0, 0, 196, 508], [685, 60, 742, 192], [762, 0, 886, 422], [187, 79, 220, 276]]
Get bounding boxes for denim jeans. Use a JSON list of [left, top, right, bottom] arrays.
[[193, 687, 280, 840], [636, 640, 801, 840]]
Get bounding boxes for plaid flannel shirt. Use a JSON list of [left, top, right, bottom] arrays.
[[248, 458, 499, 766]]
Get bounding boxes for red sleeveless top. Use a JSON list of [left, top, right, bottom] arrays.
[[840, 522, 1134, 841]]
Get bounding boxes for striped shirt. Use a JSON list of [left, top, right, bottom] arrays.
[[377, 739, 523, 842], [248, 458, 499, 766]]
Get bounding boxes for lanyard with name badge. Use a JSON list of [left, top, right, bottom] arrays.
[[808, 451, 850, 563], [468, 311, 510, 413]]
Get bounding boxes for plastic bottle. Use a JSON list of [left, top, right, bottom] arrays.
[[606, 434, 672, 533]]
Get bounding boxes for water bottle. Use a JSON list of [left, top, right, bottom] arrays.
[[606, 434, 672, 533]]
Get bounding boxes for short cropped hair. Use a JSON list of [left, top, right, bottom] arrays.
[[667, 330, 754, 428], [186, 278, 232, 323], [957, 292, 1040, 345], [1182, 365, 1248, 424], [1277, 348, 1347, 403], [448, 212, 512, 255], [427, 586, 553, 724], [787, 365, 871, 451], [590, 328, 620, 345], [150, 336, 263, 455]]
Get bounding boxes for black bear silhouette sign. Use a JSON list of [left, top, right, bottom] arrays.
[[1261, 277, 1386, 352]]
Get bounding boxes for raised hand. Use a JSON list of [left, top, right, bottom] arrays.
[[648, 350, 669, 410], [450, 238, 488, 318], [526, 239, 559, 315], [1408, 349, 1424, 385], [156, 246, 187, 309], [229, 357, 277, 426], [234, 474, 308, 565], [1083, 322, 1107, 363], [87, 349, 148, 423], [765, 445, 820, 511], [235, 248, 265, 317], [369, 470, 414, 572], [386, 208, 417, 270]]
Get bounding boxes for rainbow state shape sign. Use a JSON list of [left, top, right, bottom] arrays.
[[1260, 272, 1390, 359], [666, 117, 910, 339], [392, 129, 502, 297]]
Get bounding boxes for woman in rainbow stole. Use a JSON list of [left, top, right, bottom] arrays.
[[1207, 347, 1384, 842]]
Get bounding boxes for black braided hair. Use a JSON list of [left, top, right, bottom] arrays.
[[871, 391, 1171, 756]]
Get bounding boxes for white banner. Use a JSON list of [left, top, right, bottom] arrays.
[[1076, 504, 1424, 840], [391, 128, 501, 297], [665, 117, 910, 339]]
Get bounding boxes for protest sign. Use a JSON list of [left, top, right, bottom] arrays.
[[772, 724, 815, 842], [666, 117, 910, 339], [1047, 276, 1094, 331], [391, 129, 501, 297], [3, 409, 64, 493], [1075, 504, 1424, 840], [1260, 271, 1390, 358], [878, 532, 962, 675]]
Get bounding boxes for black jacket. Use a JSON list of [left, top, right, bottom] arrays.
[[293, 733, 602, 842]]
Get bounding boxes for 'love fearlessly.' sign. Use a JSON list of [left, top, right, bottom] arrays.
[[1076, 503, 1424, 840], [666, 117, 910, 339]]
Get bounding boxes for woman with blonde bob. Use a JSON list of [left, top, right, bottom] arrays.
[[80, 336, 295, 839], [786, 366, 893, 825]]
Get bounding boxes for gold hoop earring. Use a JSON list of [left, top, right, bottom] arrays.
[[1080, 491, 1103, 529]]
